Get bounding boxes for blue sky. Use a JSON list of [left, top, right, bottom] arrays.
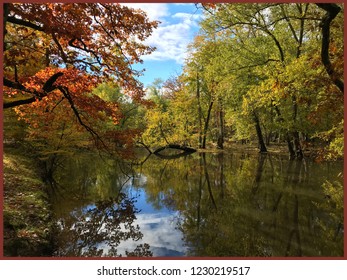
[[124, 3, 203, 87]]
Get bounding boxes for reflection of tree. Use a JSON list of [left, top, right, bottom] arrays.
[[314, 176, 344, 255], [285, 195, 302, 256], [251, 154, 266, 195], [280, 160, 303, 256], [202, 153, 217, 209], [54, 151, 342, 257], [138, 152, 343, 257], [54, 194, 152, 257], [46, 153, 152, 257], [49, 153, 134, 214]]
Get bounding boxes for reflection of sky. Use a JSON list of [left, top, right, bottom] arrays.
[[78, 174, 187, 256], [118, 186, 187, 257]]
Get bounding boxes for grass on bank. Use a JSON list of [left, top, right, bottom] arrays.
[[3, 145, 54, 256]]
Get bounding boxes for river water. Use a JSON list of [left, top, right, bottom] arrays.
[[48, 150, 343, 257]]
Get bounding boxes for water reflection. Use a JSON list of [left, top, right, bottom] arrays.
[[117, 189, 186, 256], [48, 151, 343, 257], [54, 195, 150, 257], [49, 153, 153, 257]]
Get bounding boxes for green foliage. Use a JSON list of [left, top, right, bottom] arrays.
[[141, 77, 199, 147], [165, 2, 344, 157]]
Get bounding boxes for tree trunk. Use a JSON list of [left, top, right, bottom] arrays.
[[293, 131, 303, 159], [196, 72, 203, 148], [272, 101, 296, 158], [252, 111, 267, 153], [202, 101, 213, 149], [216, 98, 224, 149], [285, 132, 295, 159], [291, 96, 303, 159]]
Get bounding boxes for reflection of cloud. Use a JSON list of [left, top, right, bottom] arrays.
[[117, 212, 186, 257], [150, 246, 184, 257], [122, 3, 202, 64]]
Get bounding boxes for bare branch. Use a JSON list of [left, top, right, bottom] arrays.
[[316, 3, 344, 93]]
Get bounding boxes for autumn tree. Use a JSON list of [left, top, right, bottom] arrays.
[[3, 3, 158, 151]]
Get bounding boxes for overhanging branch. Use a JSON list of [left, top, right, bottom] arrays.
[[57, 85, 111, 152], [316, 3, 344, 93], [3, 96, 37, 108], [3, 72, 64, 109], [7, 16, 44, 31], [3, 77, 26, 91]]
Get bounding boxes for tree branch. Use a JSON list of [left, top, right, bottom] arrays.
[[137, 140, 153, 154], [316, 3, 344, 93], [3, 96, 37, 108], [229, 58, 280, 72], [3, 3, 9, 49], [3, 77, 26, 91], [52, 33, 68, 64], [3, 72, 63, 109], [56, 85, 111, 152], [42, 72, 63, 92], [6, 16, 44, 31]]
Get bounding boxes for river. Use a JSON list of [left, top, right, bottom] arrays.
[[47, 149, 343, 257]]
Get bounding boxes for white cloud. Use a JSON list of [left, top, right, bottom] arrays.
[[122, 3, 169, 22], [123, 3, 202, 64], [142, 24, 191, 63], [145, 14, 202, 63], [172, 12, 202, 23]]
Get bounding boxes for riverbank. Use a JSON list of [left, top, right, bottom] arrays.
[[3, 144, 54, 256], [195, 142, 322, 159]]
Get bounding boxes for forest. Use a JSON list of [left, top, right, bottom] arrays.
[[2, 3, 344, 257]]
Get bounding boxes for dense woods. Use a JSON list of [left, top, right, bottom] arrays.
[[141, 3, 344, 160], [3, 3, 344, 159], [3, 3, 344, 257]]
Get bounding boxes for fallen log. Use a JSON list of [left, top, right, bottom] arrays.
[[153, 144, 196, 159]]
